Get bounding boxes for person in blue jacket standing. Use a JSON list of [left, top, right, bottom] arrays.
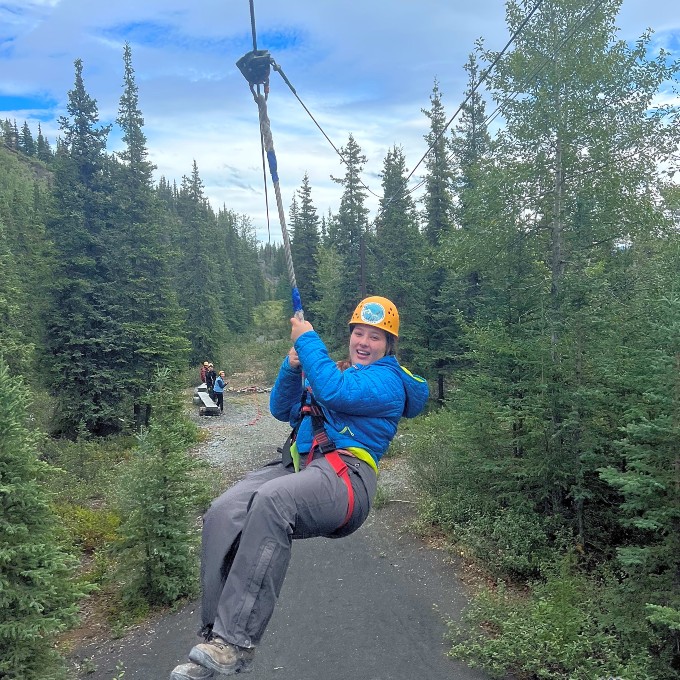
[[171, 296, 429, 680], [212, 370, 227, 413]]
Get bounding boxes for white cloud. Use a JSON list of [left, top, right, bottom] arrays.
[[1, 0, 678, 242]]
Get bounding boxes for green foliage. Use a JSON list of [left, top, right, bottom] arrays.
[[41, 433, 132, 505], [0, 359, 86, 680], [448, 557, 655, 679], [373, 145, 428, 366], [0, 145, 50, 377], [115, 369, 206, 608], [327, 134, 371, 335], [56, 503, 121, 552], [221, 327, 290, 386], [309, 245, 346, 354], [409, 408, 552, 578], [251, 300, 290, 341]]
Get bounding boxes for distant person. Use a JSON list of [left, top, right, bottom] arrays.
[[205, 364, 217, 399], [171, 296, 429, 680], [200, 361, 209, 385], [212, 371, 227, 413]]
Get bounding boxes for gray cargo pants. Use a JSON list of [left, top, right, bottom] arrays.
[[200, 454, 377, 648]]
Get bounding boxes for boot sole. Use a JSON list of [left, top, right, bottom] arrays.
[[188, 648, 253, 676], [170, 663, 214, 680]]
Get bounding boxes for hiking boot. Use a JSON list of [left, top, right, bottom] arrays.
[[170, 661, 214, 680], [189, 636, 255, 675]]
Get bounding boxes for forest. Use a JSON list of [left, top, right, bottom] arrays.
[[1, 0, 678, 678]]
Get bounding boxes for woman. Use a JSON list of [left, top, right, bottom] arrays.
[[171, 296, 428, 680], [212, 370, 227, 413]]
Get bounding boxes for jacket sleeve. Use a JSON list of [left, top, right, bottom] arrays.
[[294, 331, 404, 417], [270, 355, 305, 424]]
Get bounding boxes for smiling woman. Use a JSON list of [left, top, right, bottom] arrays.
[[170, 294, 429, 679]]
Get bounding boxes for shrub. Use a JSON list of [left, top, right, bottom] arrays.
[[55, 503, 121, 552], [115, 369, 207, 608], [447, 556, 655, 679]]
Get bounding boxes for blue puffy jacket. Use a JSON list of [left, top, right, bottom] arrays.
[[270, 331, 429, 466]]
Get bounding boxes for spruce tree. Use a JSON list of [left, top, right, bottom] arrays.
[[113, 42, 190, 426], [420, 81, 456, 399], [0, 360, 84, 679], [174, 161, 226, 363], [290, 173, 321, 321], [44, 58, 124, 436], [36, 123, 53, 163], [116, 368, 205, 606], [374, 146, 426, 364], [18, 121, 35, 157], [328, 135, 370, 336]]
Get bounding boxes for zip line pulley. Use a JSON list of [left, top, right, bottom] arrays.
[[237, 47, 304, 321]]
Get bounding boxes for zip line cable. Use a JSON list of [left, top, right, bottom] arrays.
[[402, 0, 546, 188], [241, 0, 610, 265], [240, 0, 304, 319], [383, 0, 609, 213]]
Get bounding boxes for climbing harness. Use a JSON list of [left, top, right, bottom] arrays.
[[279, 391, 355, 529]]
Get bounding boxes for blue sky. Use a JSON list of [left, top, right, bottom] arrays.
[[1, 0, 678, 242]]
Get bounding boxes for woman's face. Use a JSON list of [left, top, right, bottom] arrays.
[[349, 324, 388, 366]]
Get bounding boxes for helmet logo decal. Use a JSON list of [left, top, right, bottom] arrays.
[[360, 302, 385, 324]]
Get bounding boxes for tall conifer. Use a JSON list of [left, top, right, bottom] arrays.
[[0, 360, 84, 678], [44, 59, 125, 436], [113, 43, 189, 426], [290, 173, 321, 321]]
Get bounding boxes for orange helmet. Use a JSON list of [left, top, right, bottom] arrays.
[[348, 296, 399, 337]]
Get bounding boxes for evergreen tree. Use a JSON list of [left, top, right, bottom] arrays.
[[599, 295, 680, 675], [0, 146, 51, 375], [290, 173, 321, 321], [374, 146, 426, 364], [420, 81, 457, 399], [116, 368, 205, 606], [18, 121, 35, 157], [113, 42, 190, 427], [216, 208, 262, 333], [309, 244, 346, 354], [0, 360, 84, 679], [328, 135, 370, 336], [36, 123, 53, 163], [421, 80, 454, 246], [0, 219, 28, 374], [43, 58, 124, 436], [174, 161, 226, 363]]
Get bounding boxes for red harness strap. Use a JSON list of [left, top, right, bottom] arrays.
[[301, 398, 355, 529], [322, 450, 354, 528]]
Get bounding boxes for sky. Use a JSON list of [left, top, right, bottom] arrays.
[[1, 0, 678, 243]]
